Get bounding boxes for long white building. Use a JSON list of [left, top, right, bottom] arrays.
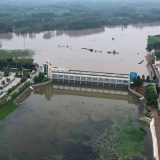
[[43, 60, 137, 88]]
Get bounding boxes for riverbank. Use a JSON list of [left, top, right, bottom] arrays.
[[14, 79, 53, 105], [0, 101, 17, 119], [128, 86, 159, 160], [0, 79, 52, 119]]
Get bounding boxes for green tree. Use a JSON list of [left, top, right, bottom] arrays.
[[147, 75, 150, 82], [6, 78, 10, 83], [11, 91, 17, 98], [133, 75, 143, 87], [16, 72, 18, 77], [33, 76, 39, 83], [0, 98, 7, 106], [142, 75, 145, 81], [1, 80, 5, 86], [145, 84, 158, 106], [153, 75, 156, 80], [20, 77, 26, 84], [4, 71, 9, 77]]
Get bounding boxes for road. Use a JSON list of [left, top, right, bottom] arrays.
[[153, 64, 160, 86], [0, 73, 21, 99]]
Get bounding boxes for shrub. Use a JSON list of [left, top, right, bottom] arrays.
[[11, 91, 17, 98]]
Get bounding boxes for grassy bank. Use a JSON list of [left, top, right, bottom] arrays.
[[0, 49, 35, 58], [148, 35, 160, 44], [0, 101, 17, 119], [0, 78, 49, 120]]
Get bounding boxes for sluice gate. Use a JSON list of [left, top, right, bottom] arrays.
[[43, 60, 137, 88]]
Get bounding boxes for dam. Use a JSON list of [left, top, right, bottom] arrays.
[[43, 60, 137, 88]]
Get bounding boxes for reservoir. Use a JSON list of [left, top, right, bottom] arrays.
[[1, 22, 160, 76], [0, 83, 153, 159]]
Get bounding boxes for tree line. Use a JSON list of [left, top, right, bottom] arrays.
[[2, 3, 160, 33], [0, 57, 34, 71]]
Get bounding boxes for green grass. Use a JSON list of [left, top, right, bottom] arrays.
[[0, 101, 17, 119], [148, 35, 160, 44], [0, 49, 35, 58], [138, 120, 150, 127]]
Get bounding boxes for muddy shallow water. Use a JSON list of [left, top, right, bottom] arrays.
[[0, 83, 153, 160], [1, 22, 160, 76]]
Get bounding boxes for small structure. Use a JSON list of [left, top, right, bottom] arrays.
[[130, 72, 137, 83]]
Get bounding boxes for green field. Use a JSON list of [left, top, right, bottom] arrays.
[[148, 35, 160, 44], [0, 101, 17, 119], [0, 49, 35, 58]]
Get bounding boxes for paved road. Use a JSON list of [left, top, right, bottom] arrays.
[[0, 73, 21, 98], [153, 64, 160, 86]]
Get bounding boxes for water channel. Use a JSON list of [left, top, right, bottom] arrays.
[[0, 83, 153, 159]]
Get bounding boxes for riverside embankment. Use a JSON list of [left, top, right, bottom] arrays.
[[128, 86, 159, 160], [14, 79, 53, 105]]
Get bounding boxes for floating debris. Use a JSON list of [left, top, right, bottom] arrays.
[[82, 48, 93, 52], [138, 60, 144, 64]]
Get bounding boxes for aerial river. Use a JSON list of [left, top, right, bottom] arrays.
[[1, 22, 160, 76], [0, 22, 159, 159]]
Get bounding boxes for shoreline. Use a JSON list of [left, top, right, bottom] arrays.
[[128, 86, 159, 160], [13, 79, 53, 105]]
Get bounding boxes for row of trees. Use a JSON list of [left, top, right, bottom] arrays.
[[15, 12, 160, 33], [0, 21, 12, 33], [1, 78, 10, 86], [0, 57, 34, 71], [145, 84, 158, 106], [146, 41, 160, 52]]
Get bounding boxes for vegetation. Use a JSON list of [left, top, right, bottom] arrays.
[[0, 57, 34, 71], [155, 51, 160, 59], [133, 75, 143, 88], [146, 35, 160, 52], [0, 49, 35, 59], [20, 77, 26, 84], [1, 0, 160, 33], [6, 78, 10, 83], [1, 80, 5, 86], [145, 84, 158, 106], [156, 84, 160, 94], [33, 72, 44, 83], [4, 71, 9, 77], [0, 101, 17, 119], [93, 117, 147, 160], [7, 82, 21, 95]]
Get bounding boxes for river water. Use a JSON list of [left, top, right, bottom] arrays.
[[0, 23, 158, 159], [1, 22, 160, 76], [0, 83, 153, 160]]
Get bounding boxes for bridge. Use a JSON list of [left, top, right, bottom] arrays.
[[43, 60, 137, 88]]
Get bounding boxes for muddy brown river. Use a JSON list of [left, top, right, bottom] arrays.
[[0, 22, 160, 76]]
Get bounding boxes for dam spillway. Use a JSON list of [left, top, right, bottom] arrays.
[[43, 60, 137, 88]]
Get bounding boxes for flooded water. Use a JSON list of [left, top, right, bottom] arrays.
[[1, 22, 160, 76], [0, 83, 153, 160]]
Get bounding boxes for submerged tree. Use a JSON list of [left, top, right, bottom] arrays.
[[93, 117, 147, 160]]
